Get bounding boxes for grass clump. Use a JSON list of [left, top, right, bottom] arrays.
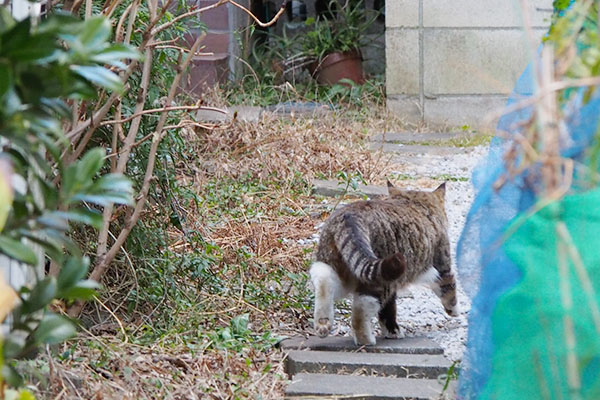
[[29, 87, 409, 399]]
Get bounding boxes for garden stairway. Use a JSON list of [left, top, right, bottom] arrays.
[[279, 336, 456, 399], [280, 130, 483, 399]]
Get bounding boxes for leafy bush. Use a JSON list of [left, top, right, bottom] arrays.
[[0, 10, 136, 390]]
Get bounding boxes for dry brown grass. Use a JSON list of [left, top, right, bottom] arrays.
[[33, 100, 413, 399], [180, 109, 404, 186]]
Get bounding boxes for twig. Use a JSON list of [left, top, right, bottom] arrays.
[[88, 33, 207, 291], [99, 105, 227, 125], [556, 222, 600, 334], [154, 44, 212, 55], [114, 0, 134, 42], [484, 76, 600, 127], [153, 0, 287, 35], [229, 0, 287, 28], [93, 295, 129, 343], [152, 0, 229, 35], [556, 228, 581, 393]]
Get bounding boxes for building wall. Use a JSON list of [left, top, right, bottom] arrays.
[[385, 0, 553, 129]]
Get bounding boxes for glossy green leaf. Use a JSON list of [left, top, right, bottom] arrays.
[[0, 236, 38, 265], [57, 256, 89, 292], [60, 280, 100, 300], [78, 16, 111, 50], [90, 43, 141, 69], [37, 213, 69, 231], [71, 192, 133, 206], [22, 277, 56, 313], [231, 313, 250, 336], [53, 208, 103, 228], [93, 173, 134, 199], [17, 231, 63, 263], [76, 148, 105, 183], [33, 313, 77, 344], [0, 7, 16, 34], [0, 63, 11, 98], [70, 65, 123, 92], [4, 388, 36, 400], [2, 333, 26, 359], [2, 21, 55, 61], [38, 13, 79, 35], [1, 364, 23, 388]]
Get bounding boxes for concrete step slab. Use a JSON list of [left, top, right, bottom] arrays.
[[285, 373, 456, 400], [264, 101, 331, 117], [286, 350, 452, 379], [369, 143, 472, 155], [371, 132, 465, 143], [196, 105, 263, 123], [279, 336, 443, 355], [312, 179, 388, 199]]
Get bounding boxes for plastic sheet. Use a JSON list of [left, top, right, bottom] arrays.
[[457, 4, 600, 397]]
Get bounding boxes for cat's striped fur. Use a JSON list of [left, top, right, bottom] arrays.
[[310, 181, 458, 345]]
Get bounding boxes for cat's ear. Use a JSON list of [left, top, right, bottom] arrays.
[[387, 180, 403, 197], [434, 182, 446, 195]]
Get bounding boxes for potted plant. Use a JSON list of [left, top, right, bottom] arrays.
[[300, 0, 378, 85]]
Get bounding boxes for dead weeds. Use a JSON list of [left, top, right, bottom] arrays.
[[31, 102, 411, 399]]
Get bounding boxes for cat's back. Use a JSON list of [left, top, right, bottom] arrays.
[[323, 193, 445, 232], [315, 189, 448, 266]]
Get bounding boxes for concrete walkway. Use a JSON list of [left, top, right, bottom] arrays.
[[277, 131, 483, 399], [313, 130, 485, 198], [280, 336, 456, 399]]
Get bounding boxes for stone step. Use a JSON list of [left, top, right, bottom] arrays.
[[286, 350, 452, 379], [264, 101, 331, 117], [371, 132, 465, 144], [285, 373, 456, 400], [196, 105, 263, 123], [369, 142, 472, 155], [279, 336, 443, 355], [312, 179, 388, 199]]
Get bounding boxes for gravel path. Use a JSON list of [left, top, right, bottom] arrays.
[[387, 146, 486, 361], [294, 145, 488, 362]]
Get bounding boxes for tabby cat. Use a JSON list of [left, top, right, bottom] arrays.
[[310, 181, 458, 345]]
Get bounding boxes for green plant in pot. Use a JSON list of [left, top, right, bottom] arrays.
[[301, 0, 378, 85]]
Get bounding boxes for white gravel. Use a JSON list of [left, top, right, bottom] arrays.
[[290, 145, 488, 361]]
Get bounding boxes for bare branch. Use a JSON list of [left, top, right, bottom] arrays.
[[87, 33, 208, 285], [152, 0, 228, 35], [99, 105, 227, 126], [115, 1, 134, 42], [65, 62, 138, 141], [154, 44, 212, 55], [229, 0, 287, 28]]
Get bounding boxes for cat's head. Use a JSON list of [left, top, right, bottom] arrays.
[[386, 180, 446, 205]]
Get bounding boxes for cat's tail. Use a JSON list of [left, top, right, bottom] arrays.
[[334, 214, 406, 284]]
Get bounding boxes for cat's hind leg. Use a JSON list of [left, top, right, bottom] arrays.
[[310, 261, 342, 337], [432, 237, 459, 317], [378, 293, 401, 338], [352, 294, 380, 345]]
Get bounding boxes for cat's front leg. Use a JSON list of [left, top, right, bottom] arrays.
[[352, 295, 379, 345]]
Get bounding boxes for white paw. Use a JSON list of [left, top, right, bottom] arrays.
[[445, 305, 460, 317], [314, 317, 332, 338], [353, 330, 376, 346]]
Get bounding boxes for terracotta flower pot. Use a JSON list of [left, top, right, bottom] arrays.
[[309, 50, 365, 85]]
